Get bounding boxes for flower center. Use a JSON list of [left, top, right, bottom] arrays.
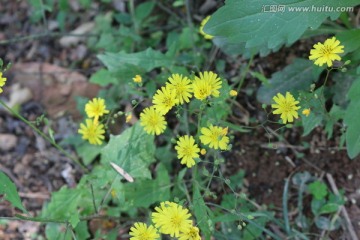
[[321, 45, 333, 56], [170, 215, 181, 228]]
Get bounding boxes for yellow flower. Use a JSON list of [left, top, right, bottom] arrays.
[[133, 75, 142, 83], [199, 16, 214, 40], [140, 107, 167, 135], [0, 72, 7, 93], [193, 71, 222, 100], [179, 226, 201, 240], [85, 98, 109, 123], [175, 135, 200, 168], [152, 86, 179, 115], [199, 125, 229, 150], [229, 90, 238, 97], [309, 37, 344, 67], [129, 222, 159, 240], [78, 119, 105, 145], [126, 114, 132, 123], [166, 74, 193, 104], [302, 108, 311, 117], [200, 148, 206, 155], [271, 92, 300, 124], [152, 201, 192, 237]]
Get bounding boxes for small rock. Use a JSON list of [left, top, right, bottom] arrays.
[[0, 133, 17, 151]]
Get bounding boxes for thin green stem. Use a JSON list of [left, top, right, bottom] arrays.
[[231, 55, 254, 108], [0, 100, 88, 172]]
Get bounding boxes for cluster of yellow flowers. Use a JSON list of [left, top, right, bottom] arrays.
[[271, 37, 344, 124], [129, 201, 201, 240], [140, 71, 232, 168], [78, 98, 109, 145]]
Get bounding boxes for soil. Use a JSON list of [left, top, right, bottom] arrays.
[[1, 1, 360, 240]]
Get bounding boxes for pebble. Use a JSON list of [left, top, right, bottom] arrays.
[[0, 133, 17, 151]]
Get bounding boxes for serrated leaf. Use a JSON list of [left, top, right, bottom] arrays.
[[101, 123, 155, 179], [257, 58, 321, 104], [205, 0, 359, 55], [344, 78, 360, 158], [122, 164, 170, 208], [98, 48, 172, 74], [0, 171, 27, 213]]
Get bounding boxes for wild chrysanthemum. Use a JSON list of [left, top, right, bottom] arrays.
[[193, 71, 222, 100], [166, 74, 193, 104], [129, 222, 159, 240], [302, 108, 311, 117], [0, 72, 7, 93], [199, 125, 229, 150], [78, 119, 105, 145], [175, 135, 200, 168], [126, 114, 132, 123], [133, 75, 142, 83], [309, 37, 344, 67], [199, 16, 214, 40], [271, 92, 300, 124], [179, 226, 201, 240], [152, 86, 179, 115], [152, 201, 192, 237], [140, 107, 166, 135], [85, 98, 109, 123]]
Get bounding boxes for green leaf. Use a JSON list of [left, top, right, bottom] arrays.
[[45, 223, 72, 240], [315, 216, 340, 231], [308, 181, 328, 200], [101, 123, 155, 180], [98, 48, 172, 75], [77, 142, 102, 165], [193, 184, 213, 240], [0, 171, 27, 212], [257, 59, 321, 104], [122, 164, 170, 208], [205, 0, 359, 55], [344, 78, 360, 158], [319, 203, 339, 214], [90, 69, 118, 86], [337, 29, 360, 54], [69, 214, 80, 228], [135, 1, 155, 22], [74, 221, 91, 240], [311, 198, 326, 216]]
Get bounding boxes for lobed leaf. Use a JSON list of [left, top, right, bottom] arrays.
[[0, 171, 27, 213]]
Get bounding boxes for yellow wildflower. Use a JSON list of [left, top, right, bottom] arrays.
[[309, 37, 344, 67], [78, 119, 105, 145], [199, 125, 229, 150], [152, 86, 179, 115], [179, 226, 201, 240], [152, 201, 192, 237], [129, 222, 159, 240], [140, 107, 166, 135], [126, 114, 132, 123], [271, 92, 300, 124], [133, 75, 142, 83], [85, 98, 109, 123], [229, 90, 238, 96], [175, 135, 200, 168], [200, 148, 206, 155], [166, 74, 193, 104], [193, 71, 222, 100], [302, 108, 311, 117]]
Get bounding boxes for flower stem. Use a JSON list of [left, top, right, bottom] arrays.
[[0, 99, 88, 172]]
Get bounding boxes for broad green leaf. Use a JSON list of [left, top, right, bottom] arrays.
[[337, 29, 360, 53], [257, 58, 322, 104], [344, 78, 360, 158], [0, 171, 27, 213], [42, 186, 88, 220], [205, 0, 359, 55], [77, 142, 102, 165], [193, 184, 213, 240], [122, 164, 170, 208], [308, 181, 328, 200], [315, 216, 340, 231], [74, 221, 91, 240], [101, 123, 155, 179], [311, 198, 326, 216], [319, 203, 339, 214], [45, 223, 72, 240], [90, 69, 118, 86], [302, 112, 322, 136], [98, 48, 173, 74]]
